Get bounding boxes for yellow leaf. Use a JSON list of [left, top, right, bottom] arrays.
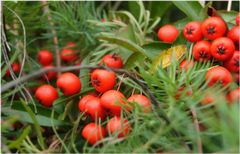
[[151, 45, 187, 72]]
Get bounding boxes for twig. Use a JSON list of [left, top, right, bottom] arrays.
[[190, 107, 203, 153], [41, 0, 61, 77]]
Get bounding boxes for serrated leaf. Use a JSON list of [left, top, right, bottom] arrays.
[[151, 45, 187, 72]]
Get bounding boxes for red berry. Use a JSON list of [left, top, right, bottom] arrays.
[[56, 72, 81, 96], [35, 85, 58, 107], [78, 95, 97, 112], [224, 51, 240, 73], [227, 26, 240, 47], [210, 37, 235, 61], [100, 90, 128, 116], [201, 17, 227, 40], [236, 14, 240, 26], [42, 65, 57, 80], [193, 40, 212, 61], [38, 50, 53, 66], [180, 59, 194, 71], [91, 69, 116, 93], [82, 123, 106, 145], [157, 25, 179, 43], [205, 66, 232, 86], [6, 62, 21, 76], [183, 21, 203, 42], [106, 116, 131, 137], [127, 94, 151, 112], [79, 97, 105, 120], [61, 43, 77, 62], [102, 53, 123, 69], [226, 88, 240, 104]]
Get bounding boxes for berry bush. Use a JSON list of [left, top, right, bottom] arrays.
[[1, 1, 239, 153]]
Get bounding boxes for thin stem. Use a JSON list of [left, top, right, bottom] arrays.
[[190, 107, 203, 153], [41, 0, 61, 77]]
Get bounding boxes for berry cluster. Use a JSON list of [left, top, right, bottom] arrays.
[[35, 49, 151, 145], [79, 54, 151, 145], [158, 14, 240, 105]]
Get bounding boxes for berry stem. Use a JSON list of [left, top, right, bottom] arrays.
[[41, 0, 61, 77]]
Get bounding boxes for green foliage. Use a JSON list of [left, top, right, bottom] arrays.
[[1, 1, 239, 153]]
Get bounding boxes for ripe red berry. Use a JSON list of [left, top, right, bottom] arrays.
[[61, 43, 77, 62], [42, 65, 57, 81], [183, 21, 203, 42], [56, 72, 81, 96], [106, 116, 131, 138], [102, 53, 123, 69], [38, 50, 53, 66], [226, 88, 240, 104], [79, 97, 105, 120], [6, 62, 21, 76], [157, 25, 179, 43], [224, 51, 240, 73], [127, 94, 151, 112], [227, 26, 240, 47], [205, 66, 232, 86], [210, 37, 235, 61], [82, 123, 106, 145], [100, 90, 128, 116], [35, 85, 58, 107], [91, 69, 116, 93], [180, 59, 194, 71], [78, 95, 97, 112], [193, 40, 212, 61], [201, 17, 227, 40], [236, 14, 240, 26]]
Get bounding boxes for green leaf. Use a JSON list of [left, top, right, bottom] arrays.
[[19, 99, 45, 149], [124, 52, 145, 69], [2, 103, 70, 127], [151, 45, 187, 72], [218, 10, 238, 24], [96, 33, 151, 59], [174, 18, 190, 29], [7, 125, 31, 149], [142, 42, 171, 58], [116, 24, 137, 43], [149, 1, 172, 18], [128, 1, 140, 20], [173, 1, 202, 20]]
